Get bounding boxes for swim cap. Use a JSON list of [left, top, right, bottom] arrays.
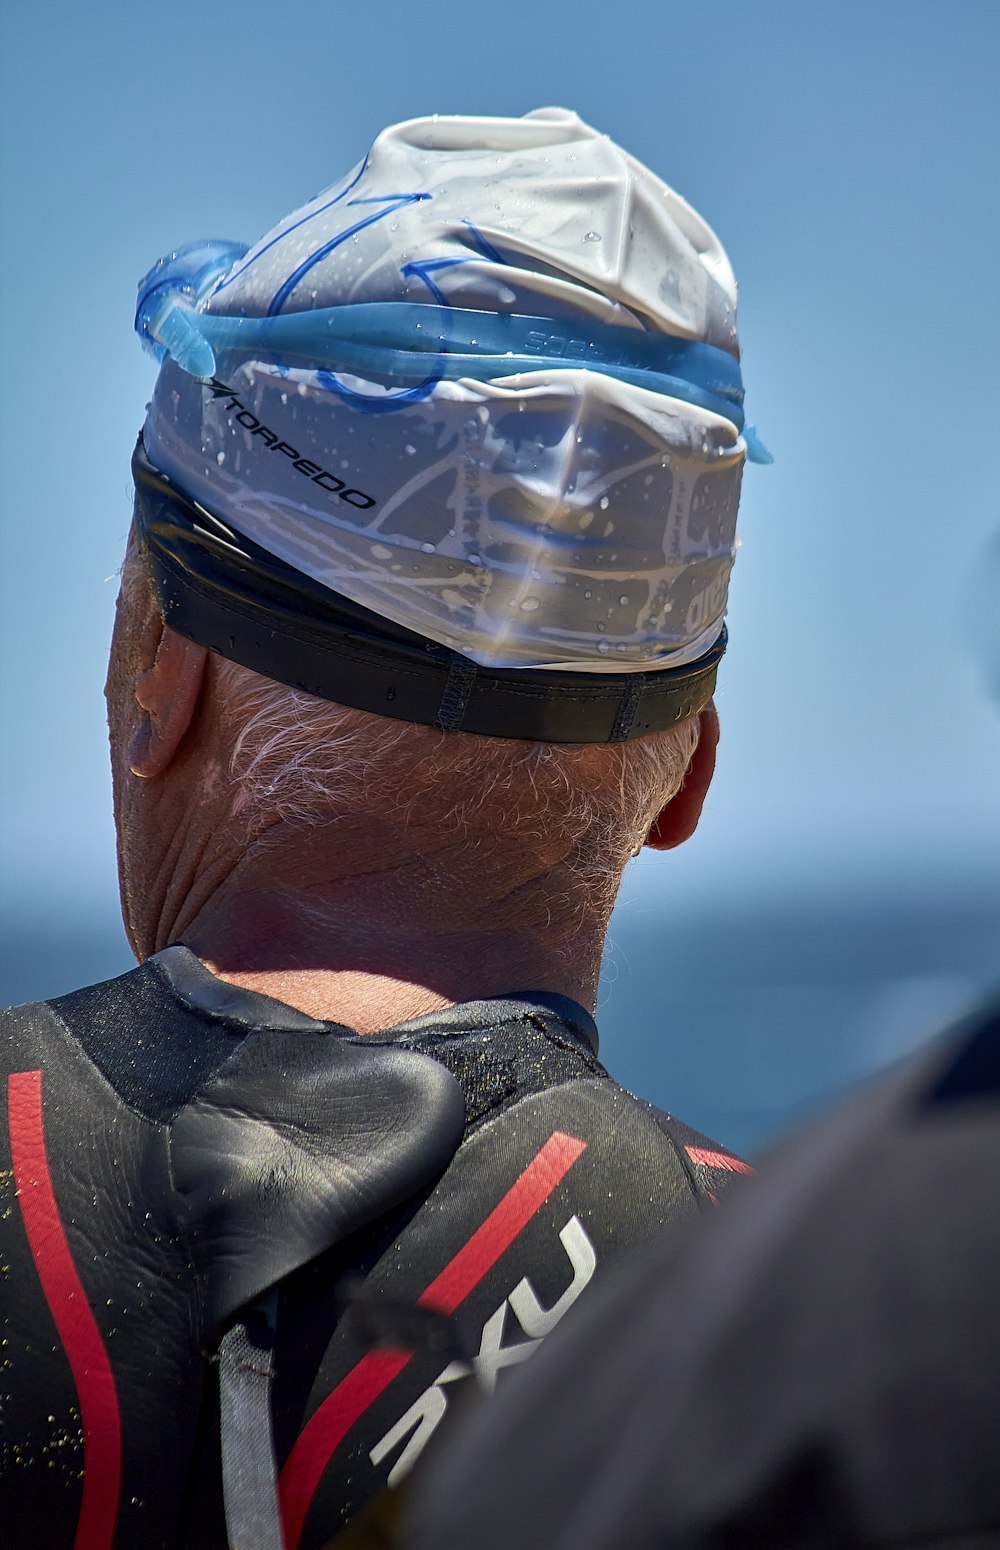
[[135, 108, 764, 740]]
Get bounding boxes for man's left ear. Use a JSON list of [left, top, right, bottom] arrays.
[[644, 702, 720, 851], [128, 625, 208, 779]]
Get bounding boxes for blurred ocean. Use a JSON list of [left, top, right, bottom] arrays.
[[3, 878, 996, 1158], [599, 882, 999, 1154]]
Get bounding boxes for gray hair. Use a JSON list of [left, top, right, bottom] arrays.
[[211, 655, 699, 905]]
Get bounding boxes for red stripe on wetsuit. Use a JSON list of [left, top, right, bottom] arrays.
[[278, 1129, 588, 1550], [684, 1144, 753, 1175], [7, 1070, 122, 1550]]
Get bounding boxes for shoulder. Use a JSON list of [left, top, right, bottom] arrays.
[[265, 1008, 752, 1541], [385, 991, 750, 1212]]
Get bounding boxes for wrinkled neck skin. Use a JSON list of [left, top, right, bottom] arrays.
[[112, 751, 615, 1033]]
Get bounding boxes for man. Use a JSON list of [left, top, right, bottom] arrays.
[[1, 109, 764, 1549]]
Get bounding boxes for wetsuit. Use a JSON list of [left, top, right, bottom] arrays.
[[1, 946, 747, 1550]]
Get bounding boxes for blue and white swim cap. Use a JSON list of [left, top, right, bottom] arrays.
[[135, 109, 765, 738]]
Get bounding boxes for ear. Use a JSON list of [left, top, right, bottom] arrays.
[[128, 624, 208, 779], [644, 702, 720, 851]]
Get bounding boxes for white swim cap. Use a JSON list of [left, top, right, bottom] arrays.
[[139, 109, 760, 682]]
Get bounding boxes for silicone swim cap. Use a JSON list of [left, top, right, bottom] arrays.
[[135, 108, 765, 739]]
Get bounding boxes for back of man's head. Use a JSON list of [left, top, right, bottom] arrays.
[[114, 108, 760, 1004]]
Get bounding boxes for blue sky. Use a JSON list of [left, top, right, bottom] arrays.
[[2, 0, 998, 924]]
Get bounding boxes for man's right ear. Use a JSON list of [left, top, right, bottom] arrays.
[[644, 702, 720, 851], [128, 624, 208, 779]]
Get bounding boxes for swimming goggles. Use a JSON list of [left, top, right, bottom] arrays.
[[136, 240, 771, 462]]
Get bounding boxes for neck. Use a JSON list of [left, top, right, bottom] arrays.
[[129, 812, 614, 1031]]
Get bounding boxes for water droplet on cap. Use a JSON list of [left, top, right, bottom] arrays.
[[599, 496, 610, 510], [420, 541, 436, 554], [584, 231, 602, 242], [519, 597, 540, 612]]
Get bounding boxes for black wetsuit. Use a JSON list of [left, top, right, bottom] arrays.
[[1, 947, 747, 1550]]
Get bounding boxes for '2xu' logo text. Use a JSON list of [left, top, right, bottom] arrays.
[[204, 379, 377, 510], [370, 1214, 596, 1486]]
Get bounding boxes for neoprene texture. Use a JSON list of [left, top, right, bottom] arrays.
[[1, 949, 747, 1549]]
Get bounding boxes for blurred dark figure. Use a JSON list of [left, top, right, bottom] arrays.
[[406, 993, 1000, 1550]]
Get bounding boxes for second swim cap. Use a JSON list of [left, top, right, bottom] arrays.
[[135, 109, 764, 736]]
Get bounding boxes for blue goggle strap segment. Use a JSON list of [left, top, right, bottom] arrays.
[[136, 249, 772, 460], [180, 303, 744, 404]]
